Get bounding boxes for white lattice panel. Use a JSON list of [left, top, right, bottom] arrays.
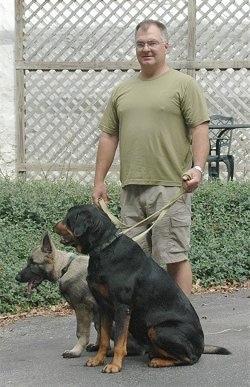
[[16, 0, 250, 181], [196, 0, 249, 60], [23, 0, 189, 62]]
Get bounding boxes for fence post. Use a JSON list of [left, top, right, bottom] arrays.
[[15, 0, 26, 178], [187, 0, 196, 78]]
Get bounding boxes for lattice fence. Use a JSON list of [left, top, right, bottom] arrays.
[[15, 0, 250, 182]]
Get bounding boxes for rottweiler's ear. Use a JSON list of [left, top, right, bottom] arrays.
[[73, 212, 91, 238]]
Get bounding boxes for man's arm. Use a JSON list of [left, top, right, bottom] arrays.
[[92, 132, 119, 205], [182, 122, 210, 192]]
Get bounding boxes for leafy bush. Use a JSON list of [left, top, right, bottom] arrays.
[[190, 181, 250, 286], [0, 179, 120, 313], [0, 178, 249, 314]]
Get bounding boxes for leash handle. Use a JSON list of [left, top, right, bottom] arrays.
[[182, 172, 192, 180]]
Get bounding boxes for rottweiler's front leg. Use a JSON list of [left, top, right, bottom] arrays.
[[85, 314, 112, 367], [102, 304, 131, 373]]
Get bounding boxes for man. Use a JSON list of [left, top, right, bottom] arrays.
[[92, 20, 210, 297]]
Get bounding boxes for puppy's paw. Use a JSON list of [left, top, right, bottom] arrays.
[[62, 350, 81, 358]]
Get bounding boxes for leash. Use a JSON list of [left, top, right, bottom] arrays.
[[99, 173, 191, 242]]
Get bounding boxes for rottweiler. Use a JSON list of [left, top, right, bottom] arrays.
[[55, 204, 230, 373]]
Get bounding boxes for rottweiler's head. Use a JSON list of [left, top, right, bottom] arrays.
[[54, 204, 116, 254]]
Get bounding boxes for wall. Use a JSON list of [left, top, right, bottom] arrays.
[[0, 0, 15, 177]]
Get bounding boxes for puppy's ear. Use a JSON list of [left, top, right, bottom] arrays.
[[41, 232, 54, 254], [73, 212, 91, 238]]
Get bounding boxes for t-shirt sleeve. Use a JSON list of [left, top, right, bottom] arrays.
[[181, 78, 209, 128], [99, 89, 119, 135]]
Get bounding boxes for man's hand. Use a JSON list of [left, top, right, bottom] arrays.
[[182, 167, 203, 193], [92, 182, 110, 206]]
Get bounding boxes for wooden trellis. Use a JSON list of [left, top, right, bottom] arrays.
[[15, 0, 250, 182]]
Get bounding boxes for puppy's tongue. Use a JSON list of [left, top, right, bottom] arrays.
[[27, 278, 39, 293], [27, 281, 34, 293]]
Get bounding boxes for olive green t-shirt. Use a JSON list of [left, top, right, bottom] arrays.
[[100, 69, 209, 187]]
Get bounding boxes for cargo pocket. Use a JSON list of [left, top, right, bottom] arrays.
[[169, 216, 191, 254]]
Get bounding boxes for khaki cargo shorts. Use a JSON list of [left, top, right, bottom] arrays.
[[120, 185, 192, 267]]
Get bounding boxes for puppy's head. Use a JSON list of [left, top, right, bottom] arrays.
[[16, 232, 56, 291]]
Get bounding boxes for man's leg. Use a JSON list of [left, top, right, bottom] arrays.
[[121, 185, 193, 297], [120, 186, 152, 255], [167, 260, 192, 297]]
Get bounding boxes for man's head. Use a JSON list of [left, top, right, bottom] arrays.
[[135, 20, 168, 41], [135, 20, 169, 76]]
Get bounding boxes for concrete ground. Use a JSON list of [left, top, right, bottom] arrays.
[[0, 289, 249, 387]]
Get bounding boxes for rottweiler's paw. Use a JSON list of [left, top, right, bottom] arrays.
[[148, 358, 168, 368], [102, 363, 121, 373], [85, 357, 104, 367]]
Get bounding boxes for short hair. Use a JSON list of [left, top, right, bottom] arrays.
[[135, 20, 169, 42]]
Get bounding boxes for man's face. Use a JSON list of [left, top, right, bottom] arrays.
[[135, 24, 169, 69]]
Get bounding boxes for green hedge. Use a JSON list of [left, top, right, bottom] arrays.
[[0, 178, 249, 314]]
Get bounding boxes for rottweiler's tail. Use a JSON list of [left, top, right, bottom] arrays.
[[204, 345, 231, 355]]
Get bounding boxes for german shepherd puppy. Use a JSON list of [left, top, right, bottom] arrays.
[[15, 232, 100, 358]]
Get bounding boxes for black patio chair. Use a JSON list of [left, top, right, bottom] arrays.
[[208, 115, 234, 180]]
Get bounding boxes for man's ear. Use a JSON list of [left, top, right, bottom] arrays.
[[73, 212, 91, 237]]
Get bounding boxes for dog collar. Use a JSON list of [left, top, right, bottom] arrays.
[[89, 231, 121, 254], [61, 254, 78, 276]]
